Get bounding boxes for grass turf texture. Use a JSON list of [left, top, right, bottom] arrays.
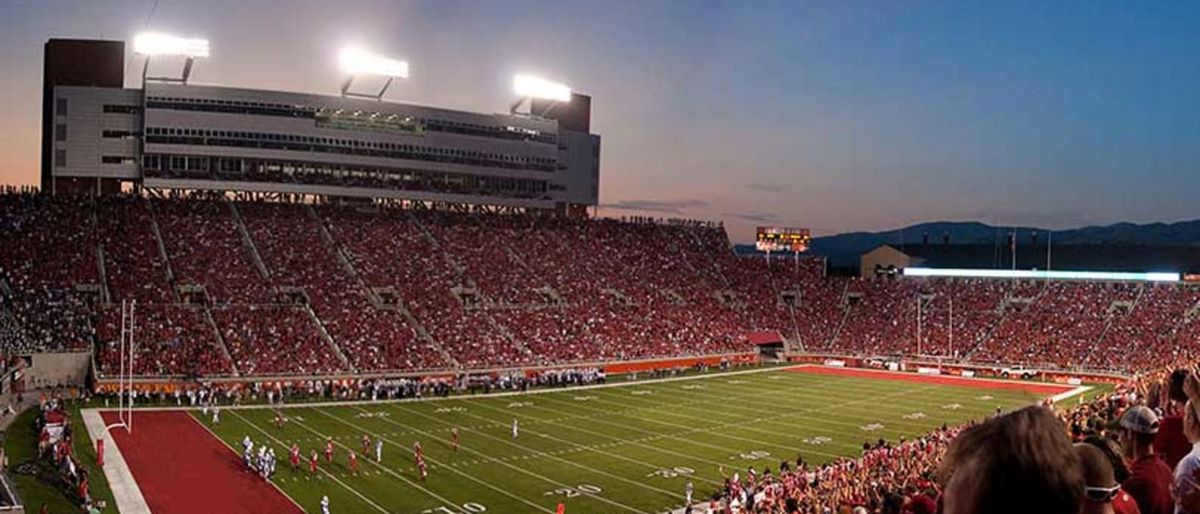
[[4, 406, 115, 514], [186, 367, 1059, 514]]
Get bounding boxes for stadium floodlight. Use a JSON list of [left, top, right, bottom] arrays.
[[133, 32, 210, 58], [134, 32, 209, 85], [901, 267, 1180, 283], [338, 47, 408, 100], [339, 47, 409, 78], [513, 74, 572, 102]]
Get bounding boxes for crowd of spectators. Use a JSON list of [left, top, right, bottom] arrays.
[[3, 192, 1200, 377], [697, 363, 1200, 514]]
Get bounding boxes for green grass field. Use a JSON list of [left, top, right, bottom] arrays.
[[197, 367, 1052, 514]]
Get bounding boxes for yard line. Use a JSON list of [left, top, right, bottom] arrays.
[[584, 372, 1011, 434], [578, 379, 979, 442], [227, 409, 391, 514], [187, 413, 308, 513], [336, 405, 656, 514], [529, 384, 943, 456], [383, 402, 687, 503], [306, 407, 558, 513], [435, 396, 731, 479]]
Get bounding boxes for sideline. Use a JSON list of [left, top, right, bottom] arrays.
[[80, 410, 150, 514]]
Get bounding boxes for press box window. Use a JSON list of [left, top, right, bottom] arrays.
[[101, 156, 136, 165], [56, 98, 68, 116], [54, 124, 66, 142], [54, 150, 66, 167]]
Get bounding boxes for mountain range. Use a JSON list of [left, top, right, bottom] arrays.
[[734, 220, 1200, 269]]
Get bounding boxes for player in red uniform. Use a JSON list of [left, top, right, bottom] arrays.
[[450, 428, 460, 452], [324, 438, 334, 464], [348, 450, 358, 476], [274, 411, 285, 431], [361, 434, 370, 456], [416, 454, 428, 481], [412, 441, 423, 466], [309, 449, 319, 474], [289, 443, 301, 473]]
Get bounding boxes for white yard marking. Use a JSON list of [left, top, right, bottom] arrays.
[[387, 402, 691, 500], [860, 423, 885, 432], [292, 409, 556, 514], [226, 409, 390, 514], [81, 410, 151, 514], [331, 405, 650, 513]]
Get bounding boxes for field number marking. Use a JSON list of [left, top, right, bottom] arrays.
[[420, 503, 486, 514], [646, 467, 695, 479], [543, 484, 603, 498]]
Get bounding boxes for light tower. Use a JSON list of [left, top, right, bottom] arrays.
[[133, 32, 210, 85], [339, 47, 409, 100], [510, 74, 572, 116]]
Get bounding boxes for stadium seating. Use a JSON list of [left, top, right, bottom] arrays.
[[3, 192, 1200, 377]]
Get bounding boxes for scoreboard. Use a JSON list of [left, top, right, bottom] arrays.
[[756, 227, 811, 253]]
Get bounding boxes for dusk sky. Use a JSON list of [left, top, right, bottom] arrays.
[[1, 0, 1198, 242]]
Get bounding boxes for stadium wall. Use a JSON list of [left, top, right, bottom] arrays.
[[90, 352, 758, 392], [19, 351, 91, 389]]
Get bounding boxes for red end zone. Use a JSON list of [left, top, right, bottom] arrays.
[[789, 366, 1076, 396], [100, 410, 302, 514]]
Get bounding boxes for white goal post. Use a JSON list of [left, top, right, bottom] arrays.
[[103, 299, 135, 436]]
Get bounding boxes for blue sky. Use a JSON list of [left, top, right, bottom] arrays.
[[0, 0, 1197, 241]]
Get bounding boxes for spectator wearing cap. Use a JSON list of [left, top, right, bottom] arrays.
[[939, 406, 1083, 514], [1158, 369, 1193, 470], [1077, 443, 1141, 514], [1119, 405, 1175, 514]]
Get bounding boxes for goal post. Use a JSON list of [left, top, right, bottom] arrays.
[[103, 299, 135, 436]]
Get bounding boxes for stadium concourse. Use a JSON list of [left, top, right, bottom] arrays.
[[2, 192, 1200, 379]]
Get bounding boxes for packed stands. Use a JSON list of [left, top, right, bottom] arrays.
[[2, 192, 1200, 377]]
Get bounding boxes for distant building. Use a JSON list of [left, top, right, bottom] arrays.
[[860, 244, 924, 278]]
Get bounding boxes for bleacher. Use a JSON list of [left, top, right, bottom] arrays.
[[1, 192, 1198, 378]]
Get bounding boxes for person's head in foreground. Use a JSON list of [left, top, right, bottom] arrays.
[[1075, 443, 1121, 514], [1117, 405, 1159, 458], [939, 405, 1084, 514]]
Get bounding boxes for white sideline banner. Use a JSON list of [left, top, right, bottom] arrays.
[[917, 367, 942, 375], [824, 360, 846, 367], [961, 370, 975, 378]]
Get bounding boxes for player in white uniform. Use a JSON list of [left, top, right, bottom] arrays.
[[685, 479, 694, 506], [211, 406, 220, 426], [511, 418, 519, 439], [242, 437, 254, 468], [320, 495, 330, 514], [375, 439, 383, 463]]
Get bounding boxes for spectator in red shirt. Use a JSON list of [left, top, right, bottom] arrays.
[[1155, 369, 1192, 470], [939, 406, 1083, 514], [1077, 442, 1141, 514], [1118, 406, 1174, 514]]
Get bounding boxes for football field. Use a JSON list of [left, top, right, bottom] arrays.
[[107, 366, 1078, 514]]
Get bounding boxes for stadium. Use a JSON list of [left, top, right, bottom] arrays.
[[2, 8, 1200, 514]]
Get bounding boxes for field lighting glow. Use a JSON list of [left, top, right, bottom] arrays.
[[339, 47, 409, 78], [513, 74, 572, 102], [133, 32, 210, 58], [902, 267, 1180, 282]]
